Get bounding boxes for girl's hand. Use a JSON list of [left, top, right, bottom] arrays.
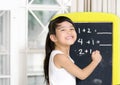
[[91, 50, 102, 63]]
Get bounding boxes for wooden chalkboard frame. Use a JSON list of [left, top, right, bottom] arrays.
[[52, 12, 120, 85]]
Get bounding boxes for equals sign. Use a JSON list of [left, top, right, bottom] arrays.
[[99, 44, 112, 47], [97, 32, 112, 35]]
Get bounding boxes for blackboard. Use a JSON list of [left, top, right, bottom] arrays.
[[70, 23, 112, 85]]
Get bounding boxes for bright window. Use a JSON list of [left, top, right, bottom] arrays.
[[0, 11, 10, 85]]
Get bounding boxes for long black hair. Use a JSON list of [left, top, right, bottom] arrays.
[[44, 16, 75, 83]]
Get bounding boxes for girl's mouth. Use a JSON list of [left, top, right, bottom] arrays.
[[66, 36, 73, 40]]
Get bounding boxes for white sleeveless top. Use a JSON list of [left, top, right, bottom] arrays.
[[49, 50, 76, 85]]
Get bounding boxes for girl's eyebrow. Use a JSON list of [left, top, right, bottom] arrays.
[[56, 25, 65, 30]]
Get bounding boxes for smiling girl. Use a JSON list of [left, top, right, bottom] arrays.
[[44, 16, 102, 85]]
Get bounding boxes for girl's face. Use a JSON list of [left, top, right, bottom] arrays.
[[51, 21, 77, 47]]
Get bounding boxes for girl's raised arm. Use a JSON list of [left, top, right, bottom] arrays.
[[53, 50, 102, 80]]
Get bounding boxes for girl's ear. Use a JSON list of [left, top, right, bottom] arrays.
[[50, 34, 57, 42]]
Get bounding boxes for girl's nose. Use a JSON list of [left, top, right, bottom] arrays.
[[67, 30, 71, 34]]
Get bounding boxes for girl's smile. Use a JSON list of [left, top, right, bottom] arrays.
[[65, 35, 74, 40]]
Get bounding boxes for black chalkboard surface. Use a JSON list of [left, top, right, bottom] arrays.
[[70, 23, 112, 85]]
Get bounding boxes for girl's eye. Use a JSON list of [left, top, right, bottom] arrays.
[[69, 26, 75, 30], [61, 29, 65, 31], [70, 28, 75, 30]]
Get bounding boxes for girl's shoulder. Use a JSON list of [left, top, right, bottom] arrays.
[[51, 50, 64, 56], [51, 50, 74, 63], [50, 50, 66, 68]]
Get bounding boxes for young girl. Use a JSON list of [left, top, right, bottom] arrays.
[[44, 16, 102, 85]]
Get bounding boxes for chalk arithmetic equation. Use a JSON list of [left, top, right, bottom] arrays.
[[71, 23, 112, 57]]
